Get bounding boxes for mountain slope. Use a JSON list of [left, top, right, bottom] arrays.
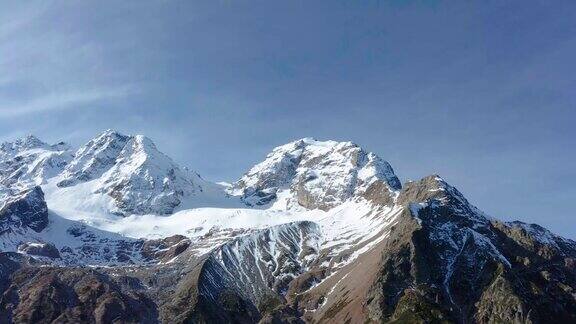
[[0, 132, 574, 323]]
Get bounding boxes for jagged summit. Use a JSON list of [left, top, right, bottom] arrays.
[[57, 129, 132, 187], [13, 135, 47, 150], [234, 138, 401, 210], [399, 174, 466, 203], [0, 135, 71, 155], [0, 135, 47, 157], [53, 129, 226, 215], [0, 135, 72, 187], [96, 133, 206, 215]]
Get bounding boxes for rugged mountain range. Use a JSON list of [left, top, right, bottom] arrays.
[[0, 130, 574, 324]]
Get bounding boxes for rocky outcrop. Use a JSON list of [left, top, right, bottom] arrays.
[[141, 235, 191, 263], [0, 267, 157, 323], [0, 186, 48, 233], [18, 243, 60, 259]]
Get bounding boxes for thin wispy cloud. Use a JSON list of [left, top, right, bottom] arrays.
[[0, 2, 48, 40], [0, 86, 135, 118], [0, 2, 138, 120]]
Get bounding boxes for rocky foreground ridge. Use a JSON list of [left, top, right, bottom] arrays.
[[0, 131, 574, 323]]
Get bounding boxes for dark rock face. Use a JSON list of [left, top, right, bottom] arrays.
[[0, 267, 157, 323], [362, 179, 396, 206], [141, 235, 191, 263], [18, 243, 60, 259], [0, 186, 48, 233]]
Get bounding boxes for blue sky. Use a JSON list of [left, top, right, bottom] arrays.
[[0, 1, 575, 237]]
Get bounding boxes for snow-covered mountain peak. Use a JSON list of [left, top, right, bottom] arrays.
[[98, 134, 246, 215], [271, 137, 355, 154], [52, 130, 233, 216], [103, 134, 192, 183], [99, 128, 126, 137], [57, 130, 132, 187], [0, 135, 73, 187], [90, 129, 132, 149], [118, 134, 163, 164], [0, 135, 49, 158], [78, 129, 131, 156], [13, 135, 48, 150], [3, 135, 72, 157], [235, 138, 401, 210]]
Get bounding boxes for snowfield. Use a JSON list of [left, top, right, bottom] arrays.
[[0, 132, 406, 270], [44, 169, 403, 266]]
